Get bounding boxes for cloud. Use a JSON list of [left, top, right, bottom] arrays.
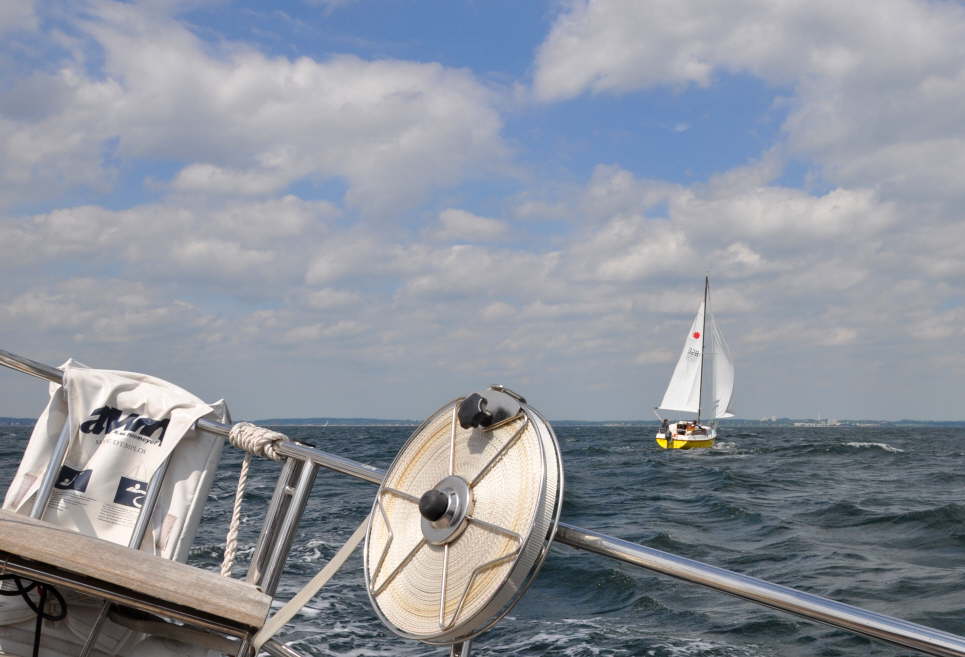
[[0, 196, 338, 289], [430, 209, 510, 243], [304, 234, 390, 285], [746, 321, 859, 348], [511, 199, 570, 222], [534, 0, 965, 98], [905, 307, 965, 341], [279, 320, 366, 344], [304, 287, 362, 309], [0, 278, 210, 344], [533, 0, 965, 202], [634, 348, 674, 365], [171, 164, 295, 197], [1, 156, 961, 420], [711, 243, 771, 277], [480, 301, 516, 321], [0, 1, 509, 214], [580, 165, 678, 222], [397, 244, 564, 300], [672, 185, 898, 248], [567, 215, 696, 282], [0, 2, 38, 35], [170, 239, 277, 276], [3, 1, 965, 421]]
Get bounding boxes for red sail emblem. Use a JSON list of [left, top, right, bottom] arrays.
[[692, 331, 701, 339]]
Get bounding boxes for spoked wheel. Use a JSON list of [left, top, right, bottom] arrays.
[[364, 387, 564, 646]]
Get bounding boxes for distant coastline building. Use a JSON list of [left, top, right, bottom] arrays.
[[792, 417, 840, 427]]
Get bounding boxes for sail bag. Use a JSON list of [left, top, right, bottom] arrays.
[[2, 359, 227, 559], [1, 361, 228, 655]]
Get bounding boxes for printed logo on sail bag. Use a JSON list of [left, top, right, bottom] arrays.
[[80, 405, 170, 444], [113, 476, 148, 508], [54, 465, 93, 492]]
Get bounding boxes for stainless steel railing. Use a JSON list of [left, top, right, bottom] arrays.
[[3, 348, 965, 657]]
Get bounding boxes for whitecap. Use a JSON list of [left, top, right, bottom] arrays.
[[844, 441, 904, 453]]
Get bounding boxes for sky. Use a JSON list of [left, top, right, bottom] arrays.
[[2, 0, 964, 422]]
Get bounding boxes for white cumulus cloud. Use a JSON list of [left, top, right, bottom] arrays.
[[0, 1, 510, 215], [534, 0, 965, 202], [431, 209, 510, 243]]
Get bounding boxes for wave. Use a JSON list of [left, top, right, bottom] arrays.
[[5, 423, 965, 656], [484, 618, 764, 657], [843, 441, 904, 453], [793, 501, 965, 542]]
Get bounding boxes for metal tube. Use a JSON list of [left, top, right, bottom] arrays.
[[197, 416, 231, 437], [196, 420, 383, 486], [247, 457, 299, 588], [274, 440, 384, 484], [0, 349, 63, 384], [130, 458, 171, 549], [30, 421, 72, 518], [261, 638, 304, 657], [175, 418, 386, 486], [554, 523, 965, 657], [261, 460, 319, 597], [6, 348, 965, 656], [78, 604, 111, 657], [235, 636, 252, 657]]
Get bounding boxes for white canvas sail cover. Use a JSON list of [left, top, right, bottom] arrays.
[[3, 360, 227, 560], [658, 301, 705, 414], [707, 310, 735, 419], [1, 361, 230, 656]]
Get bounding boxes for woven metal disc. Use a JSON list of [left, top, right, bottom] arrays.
[[364, 394, 563, 645]]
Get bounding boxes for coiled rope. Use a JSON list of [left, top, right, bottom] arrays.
[[1, 575, 67, 657], [220, 422, 288, 577]]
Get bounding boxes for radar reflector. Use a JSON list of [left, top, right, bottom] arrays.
[[364, 386, 564, 646]]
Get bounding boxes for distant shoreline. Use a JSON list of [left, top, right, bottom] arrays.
[[3, 417, 965, 428]]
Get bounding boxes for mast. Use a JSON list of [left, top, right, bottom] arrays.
[[697, 276, 708, 425]]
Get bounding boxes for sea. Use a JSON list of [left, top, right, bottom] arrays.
[[2, 423, 965, 657]]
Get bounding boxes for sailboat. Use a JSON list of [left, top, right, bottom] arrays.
[[655, 276, 735, 449]]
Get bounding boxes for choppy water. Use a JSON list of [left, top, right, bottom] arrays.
[[3, 424, 965, 657]]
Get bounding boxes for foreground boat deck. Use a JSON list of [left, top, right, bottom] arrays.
[[0, 509, 271, 632]]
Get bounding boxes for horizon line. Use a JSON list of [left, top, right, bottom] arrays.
[[4, 416, 964, 426]]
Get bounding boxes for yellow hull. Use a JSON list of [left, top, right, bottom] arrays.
[[656, 436, 715, 449]]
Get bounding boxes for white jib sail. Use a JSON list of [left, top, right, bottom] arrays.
[[658, 301, 705, 414], [707, 310, 735, 419]]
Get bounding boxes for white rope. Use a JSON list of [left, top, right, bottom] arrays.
[[220, 451, 251, 577], [220, 423, 289, 577], [227, 422, 287, 461], [252, 515, 370, 649]]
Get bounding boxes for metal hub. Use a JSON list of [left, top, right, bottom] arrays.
[[420, 475, 473, 546]]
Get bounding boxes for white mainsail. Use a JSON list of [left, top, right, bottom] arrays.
[[707, 310, 735, 419], [657, 301, 705, 414]]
